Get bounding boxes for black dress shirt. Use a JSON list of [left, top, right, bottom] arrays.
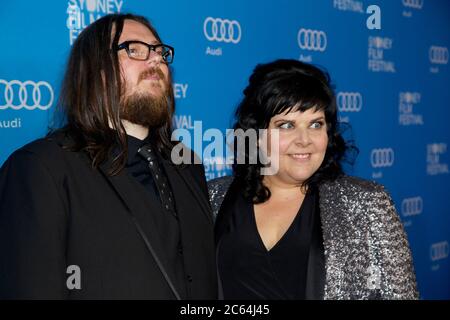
[[125, 134, 187, 298]]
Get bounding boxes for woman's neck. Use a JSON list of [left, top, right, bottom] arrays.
[[263, 176, 307, 201]]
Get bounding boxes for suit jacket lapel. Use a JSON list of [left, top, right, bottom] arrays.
[[159, 159, 219, 298], [304, 188, 326, 299], [160, 160, 213, 225], [98, 161, 181, 299]]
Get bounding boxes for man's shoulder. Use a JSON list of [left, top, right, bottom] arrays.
[[4, 130, 80, 172], [21, 136, 59, 155], [17, 131, 66, 158]]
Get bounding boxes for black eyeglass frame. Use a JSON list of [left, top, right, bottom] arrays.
[[114, 40, 175, 64]]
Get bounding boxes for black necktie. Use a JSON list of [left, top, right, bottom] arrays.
[[137, 144, 177, 218]]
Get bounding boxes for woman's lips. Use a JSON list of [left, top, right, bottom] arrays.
[[289, 153, 311, 161]]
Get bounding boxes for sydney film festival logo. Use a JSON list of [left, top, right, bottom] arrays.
[[66, 0, 124, 45], [368, 36, 396, 73], [333, 0, 364, 13], [172, 82, 191, 130], [427, 143, 449, 176], [399, 92, 423, 126]]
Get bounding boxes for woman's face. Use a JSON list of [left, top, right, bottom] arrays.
[[264, 107, 328, 187]]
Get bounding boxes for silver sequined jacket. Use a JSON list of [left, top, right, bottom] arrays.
[[208, 175, 419, 300]]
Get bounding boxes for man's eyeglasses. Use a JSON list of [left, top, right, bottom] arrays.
[[115, 41, 174, 64]]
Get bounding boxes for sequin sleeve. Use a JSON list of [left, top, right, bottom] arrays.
[[319, 176, 419, 300], [370, 183, 419, 299], [207, 176, 234, 222]]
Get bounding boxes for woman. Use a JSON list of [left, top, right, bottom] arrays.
[[208, 59, 418, 300]]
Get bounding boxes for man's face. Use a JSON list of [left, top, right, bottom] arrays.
[[117, 19, 171, 128], [118, 19, 170, 99]]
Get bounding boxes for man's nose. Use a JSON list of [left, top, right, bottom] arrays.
[[145, 50, 163, 65]]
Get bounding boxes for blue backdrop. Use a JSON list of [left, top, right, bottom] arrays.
[[0, 0, 449, 299]]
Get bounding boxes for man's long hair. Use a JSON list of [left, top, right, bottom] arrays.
[[56, 13, 175, 175]]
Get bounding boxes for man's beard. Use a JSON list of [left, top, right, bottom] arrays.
[[120, 69, 171, 129]]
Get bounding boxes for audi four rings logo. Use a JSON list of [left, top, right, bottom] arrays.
[[297, 28, 327, 52], [430, 241, 449, 262], [401, 197, 423, 217], [337, 92, 363, 112], [0, 79, 54, 110], [203, 17, 242, 44], [370, 148, 395, 168], [429, 46, 449, 65], [402, 0, 424, 9]]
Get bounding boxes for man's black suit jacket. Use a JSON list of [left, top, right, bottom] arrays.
[[0, 131, 217, 299]]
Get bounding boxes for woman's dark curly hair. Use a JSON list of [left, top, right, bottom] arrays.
[[233, 59, 356, 203]]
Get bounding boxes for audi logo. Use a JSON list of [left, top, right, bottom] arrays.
[[402, 0, 424, 9], [203, 17, 242, 44], [337, 92, 362, 112], [430, 241, 449, 262], [429, 46, 449, 65], [370, 148, 395, 168], [0, 79, 54, 110], [297, 28, 327, 52], [401, 197, 423, 217]]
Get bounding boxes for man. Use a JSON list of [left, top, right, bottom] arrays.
[[0, 13, 217, 299]]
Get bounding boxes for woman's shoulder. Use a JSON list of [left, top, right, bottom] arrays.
[[207, 175, 234, 190], [319, 175, 397, 215], [319, 175, 388, 197], [207, 175, 234, 218]]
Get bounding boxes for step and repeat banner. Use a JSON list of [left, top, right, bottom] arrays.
[[0, 0, 449, 299]]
